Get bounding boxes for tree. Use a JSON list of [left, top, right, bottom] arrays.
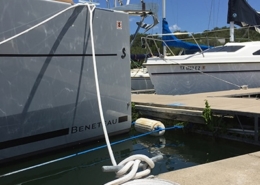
[[130, 26, 260, 68]]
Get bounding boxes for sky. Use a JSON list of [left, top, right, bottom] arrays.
[[96, 0, 260, 34]]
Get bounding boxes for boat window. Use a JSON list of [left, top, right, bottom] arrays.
[[253, 50, 260, 55], [204, 45, 244, 53]]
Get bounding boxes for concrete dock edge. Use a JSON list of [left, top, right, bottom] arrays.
[[157, 151, 260, 185]]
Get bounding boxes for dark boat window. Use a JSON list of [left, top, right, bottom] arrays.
[[204, 45, 244, 53], [253, 50, 260, 55]]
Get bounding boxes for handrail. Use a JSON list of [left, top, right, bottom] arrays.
[[55, 0, 73, 3], [142, 25, 260, 57], [141, 29, 254, 58], [190, 33, 205, 57], [141, 32, 205, 58], [142, 37, 177, 57]]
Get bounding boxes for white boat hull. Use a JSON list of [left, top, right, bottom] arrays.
[[131, 68, 154, 90], [146, 41, 260, 95], [147, 62, 260, 95], [0, 0, 131, 163]]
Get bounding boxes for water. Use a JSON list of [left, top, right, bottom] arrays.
[[1, 129, 259, 185]]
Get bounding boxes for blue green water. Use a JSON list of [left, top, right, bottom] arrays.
[[1, 129, 259, 185]]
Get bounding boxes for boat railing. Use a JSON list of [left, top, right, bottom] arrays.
[[141, 26, 259, 58], [141, 32, 209, 57], [113, 2, 159, 32], [141, 36, 175, 57], [113, 2, 159, 47]]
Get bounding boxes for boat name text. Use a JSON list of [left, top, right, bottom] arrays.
[[180, 66, 205, 70], [71, 119, 118, 134]]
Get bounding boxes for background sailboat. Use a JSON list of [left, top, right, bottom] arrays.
[[130, 0, 210, 91], [144, 0, 260, 95]]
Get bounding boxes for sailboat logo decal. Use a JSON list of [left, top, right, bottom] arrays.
[[117, 21, 122, 29]]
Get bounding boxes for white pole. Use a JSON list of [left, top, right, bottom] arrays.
[[162, 0, 166, 56], [230, 21, 234, 42], [162, 0, 166, 18], [114, 0, 117, 7]]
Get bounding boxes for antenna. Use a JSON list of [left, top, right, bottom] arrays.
[[162, 0, 166, 56]]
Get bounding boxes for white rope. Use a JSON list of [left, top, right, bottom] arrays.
[[0, 10, 64, 37], [104, 154, 155, 185], [87, 4, 117, 166], [1, 2, 160, 184], [0, 0, 118, 167], [0, 1, 157, 182], [0, 3, 87, 46]]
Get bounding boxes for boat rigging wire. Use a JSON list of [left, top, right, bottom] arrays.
[[162, 57, 242, 89], [208, 0, 214, 31]]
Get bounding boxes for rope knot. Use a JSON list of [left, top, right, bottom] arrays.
[[104, 154, 163, 185]]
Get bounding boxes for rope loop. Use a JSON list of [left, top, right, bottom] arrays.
[[104, 154, 155, 185]]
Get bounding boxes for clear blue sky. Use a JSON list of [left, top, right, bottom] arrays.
[[97, 0, 260, 34]]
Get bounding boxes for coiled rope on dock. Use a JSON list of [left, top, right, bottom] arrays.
[[104, 154, 155, 185], [103, 124, 183, 185]]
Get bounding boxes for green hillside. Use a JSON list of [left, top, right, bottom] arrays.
[[130, 26, 260, 68]]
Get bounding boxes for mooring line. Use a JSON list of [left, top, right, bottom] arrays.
[[0, 125, 183, 178]]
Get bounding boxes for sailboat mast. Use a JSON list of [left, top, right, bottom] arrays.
[[162, 0, 166, 56], [230, 21, 235, 42]]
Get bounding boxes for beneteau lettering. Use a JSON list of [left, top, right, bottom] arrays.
[[71, 119, 118, 134]]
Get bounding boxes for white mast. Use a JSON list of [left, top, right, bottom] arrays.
[[230, 21, 234, 42], [162, 0, 166, 56]]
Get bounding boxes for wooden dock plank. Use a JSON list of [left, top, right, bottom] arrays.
[[132, 88, 260, 115], [132, 88, 260, 141], [136, 105, 205, 124], [132, 89, 260, 184]]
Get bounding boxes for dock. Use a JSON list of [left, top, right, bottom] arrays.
[[156, 151, 260, 185], [132, 88, 260, 141], [132, 89, 260, 184]]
